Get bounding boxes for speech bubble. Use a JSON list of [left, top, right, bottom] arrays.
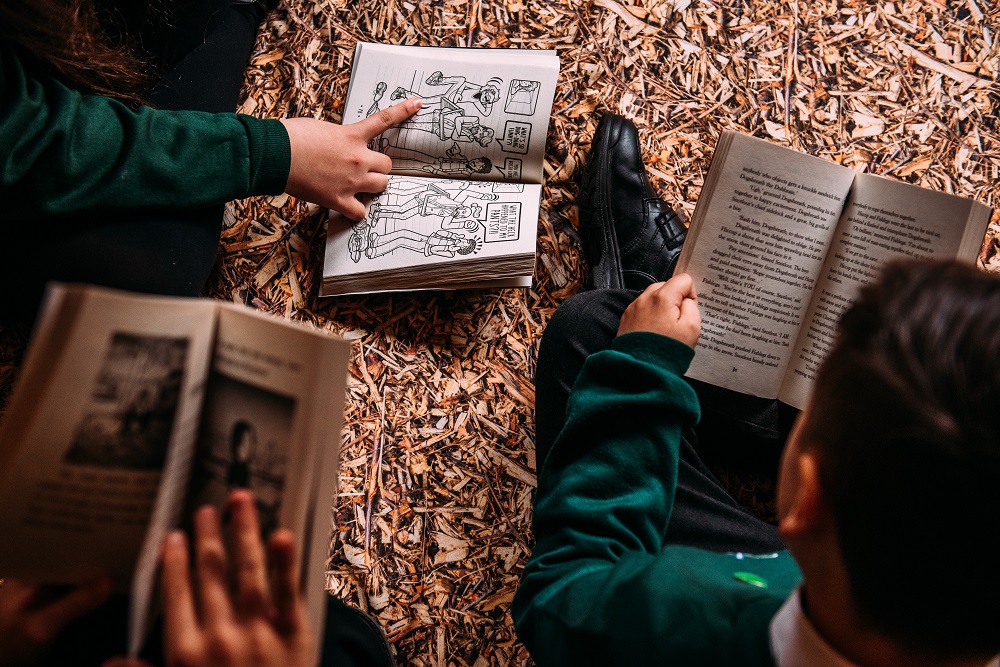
[[491, 182, 525, 193], [484, 202, 521, 243], [496, 120, 531, 154], [494, 157, 523, 181]]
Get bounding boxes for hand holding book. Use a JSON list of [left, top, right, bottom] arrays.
[[617, 274, 702, 349]]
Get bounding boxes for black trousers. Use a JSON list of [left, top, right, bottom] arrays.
[[2, 0, 263, 321], [534, 289, 799, 553]]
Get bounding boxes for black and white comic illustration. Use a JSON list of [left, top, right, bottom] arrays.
[[346, 177, 527, 265], [64, 333, 188, 470], [186, 371, 296, 538], [504, 79, 542, 115], [361, 69, 545, 183]]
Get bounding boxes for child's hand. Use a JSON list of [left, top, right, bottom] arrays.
[[157, 490, 313, 667], [281, 98, 421, 220], [0, 577, 113, 666], [618, 273, 701, 348]]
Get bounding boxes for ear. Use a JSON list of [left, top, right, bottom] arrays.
[[778, 452, 828, 540]]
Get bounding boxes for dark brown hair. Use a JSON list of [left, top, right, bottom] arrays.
[[803, 259, 1000, 659], [0, 0, 147, 104]]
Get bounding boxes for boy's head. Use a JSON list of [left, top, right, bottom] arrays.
[[781, 259, 1000, 661]]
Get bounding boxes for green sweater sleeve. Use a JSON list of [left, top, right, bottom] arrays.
[[0, 43, 291, 217], [513, 332, 800, 666]]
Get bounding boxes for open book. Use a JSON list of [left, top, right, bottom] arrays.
[[0, 284, 352, 660], [676, 131, 992, 409], [322, 43, 560, 296]]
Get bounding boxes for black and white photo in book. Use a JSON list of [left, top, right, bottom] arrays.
[[65, 333, 188, 470], [187, 370, 296, 538]]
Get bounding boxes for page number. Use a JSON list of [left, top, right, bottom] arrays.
[[732, 367, 738, 372]]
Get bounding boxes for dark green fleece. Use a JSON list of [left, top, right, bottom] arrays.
[[0, 42, 290, 217], [514, 332, 802, 666]]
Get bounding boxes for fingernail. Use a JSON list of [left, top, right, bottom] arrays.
[[195, 505, 219, 531], [165, 530, 185, 548], [230, 488, 253, 507], [410, 98, 422, 111]]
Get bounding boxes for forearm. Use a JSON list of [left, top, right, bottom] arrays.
[[1, 44, 290, 217], [514, 333, 700, 657]]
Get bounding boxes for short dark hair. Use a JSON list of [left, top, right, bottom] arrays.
[[803, 259, 1000, 659]]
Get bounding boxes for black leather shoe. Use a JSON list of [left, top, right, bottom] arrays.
[[578, 114, 687, 291]]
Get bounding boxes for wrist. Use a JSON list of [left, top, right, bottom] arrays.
[[242, 116, 292, 195]]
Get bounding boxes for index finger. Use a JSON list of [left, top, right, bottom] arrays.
[[193, 505, 233, 625], [353, 98, 422, 140], [161, 531, 198, 643], [229, 490, 270, 617]]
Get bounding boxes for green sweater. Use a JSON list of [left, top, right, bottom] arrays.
[[513, 332, 803, 666], [0, 42, 291, 217]]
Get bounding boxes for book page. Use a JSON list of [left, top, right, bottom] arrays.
[[0, 285, 216, 589], [322, 175, 540, 292], [778, 174, 992, 408], [343, 43, 559, 184], [675, 132, 856, 398], [175, 305, 352, 660]]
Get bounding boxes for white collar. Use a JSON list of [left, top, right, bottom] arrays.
[[769, 589, 856, 667], [769, 590, 1000, 667]]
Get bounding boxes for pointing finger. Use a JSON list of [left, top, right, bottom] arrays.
[[355, 98, 422, 140], [338, 196, 369, 221]]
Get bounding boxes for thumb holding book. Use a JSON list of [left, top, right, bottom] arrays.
[[618, 273, 702, 348]]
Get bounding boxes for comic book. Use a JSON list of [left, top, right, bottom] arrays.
[[322, 43, 560, 296]]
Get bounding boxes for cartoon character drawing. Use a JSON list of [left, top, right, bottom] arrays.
[[504, 79, 542, 116], [377, 139, 493, 178], [364, 229, 482, 259], [391, 71, 503, 116], [398, 97, 495, 146], [369, 181, 498, 225]]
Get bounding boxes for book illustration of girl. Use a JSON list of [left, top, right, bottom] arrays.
[[369, 181, 498, 222], [369, 191, 494, 226]]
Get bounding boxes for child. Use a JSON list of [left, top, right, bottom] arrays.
[[0, 0, 418, 317], [514, 116, 999, 667]]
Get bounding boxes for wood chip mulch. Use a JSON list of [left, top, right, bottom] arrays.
[[1, 1, 998, 665]]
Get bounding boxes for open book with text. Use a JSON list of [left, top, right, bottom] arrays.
[[322, 43, 559, 296], [0, 284, 352, 661], [677, 131, 992, 409]]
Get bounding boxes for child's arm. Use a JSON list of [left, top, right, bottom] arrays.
[[512, 275, 784, 664], [0, 44, 419, 221]]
